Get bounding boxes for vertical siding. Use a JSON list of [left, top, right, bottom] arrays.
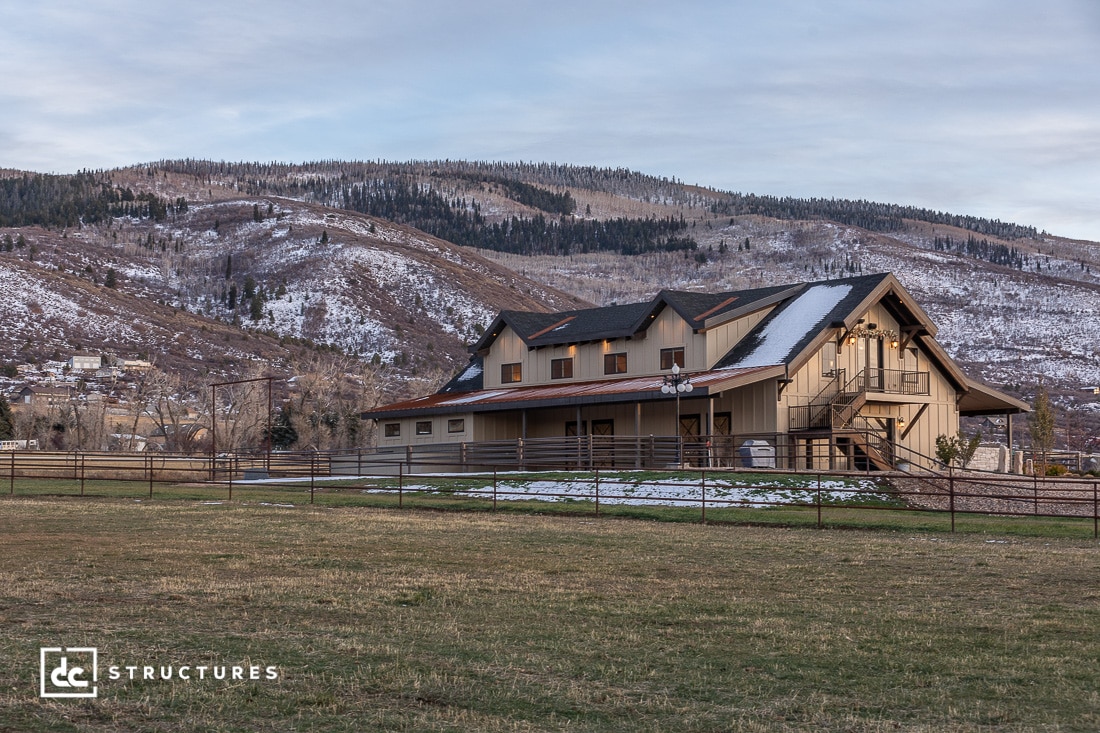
[[703, 307, 774, 369]]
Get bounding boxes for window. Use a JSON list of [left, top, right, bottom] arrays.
[[384, 423, 401, 438], [660, 347, 685, 370], [604, 352, 628, 375], [501, 362, 522, 383], [447, 418, 465, 433], [821, 341, 837, 376], [551, 357, 574, 380], [415, 421, 433, 436]]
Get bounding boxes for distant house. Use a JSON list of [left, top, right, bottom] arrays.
[[68, 354, 102, 371], [363, 273, 1029, 471], [122, 359, 153, 373], [14, 385, 74, 409]]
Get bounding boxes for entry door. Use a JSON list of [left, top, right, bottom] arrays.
[[591, 419, 614, 436], [865, 337, 884, 391]]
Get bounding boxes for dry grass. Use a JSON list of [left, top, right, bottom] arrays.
[[1, 498, 1099, 731]]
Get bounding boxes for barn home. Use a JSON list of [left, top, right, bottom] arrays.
[[362, 273, 1028, 471]]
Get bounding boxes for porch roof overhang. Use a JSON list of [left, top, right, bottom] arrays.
[[958, 381, 1031, 416], [362, 364, 786, 420]]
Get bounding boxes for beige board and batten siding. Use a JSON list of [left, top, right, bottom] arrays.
[[703, 306, 775, 369]]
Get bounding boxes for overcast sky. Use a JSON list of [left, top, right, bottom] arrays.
[[3, 0, 1098, 240]]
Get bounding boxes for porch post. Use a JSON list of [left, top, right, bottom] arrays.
[[707, 396, 716, 468], [634, 402, 642, 469]]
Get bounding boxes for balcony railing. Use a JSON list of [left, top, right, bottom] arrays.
[[789, 369, 930, 431], [857, 368, 930, 395]]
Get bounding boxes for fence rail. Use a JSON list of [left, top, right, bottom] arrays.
[[3, 448, 1099, 537]]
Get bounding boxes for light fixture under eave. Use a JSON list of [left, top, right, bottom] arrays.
[[848, 325, 900, 348]]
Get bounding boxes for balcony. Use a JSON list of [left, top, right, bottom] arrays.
[[856, 368, 930, 396], [789, 368, 930, 431]]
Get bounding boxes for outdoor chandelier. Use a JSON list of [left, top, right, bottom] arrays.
[[661, 363, 694, 394], [846, 324, 900, 348]]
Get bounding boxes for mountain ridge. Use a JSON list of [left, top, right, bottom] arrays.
[[1, 159, 1097, 449]]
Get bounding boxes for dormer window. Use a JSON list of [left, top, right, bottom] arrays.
[[604, 353, 628, 375], [501, 362, 522, 383], [551, 357, 574, 380], [660, 347, 685, 370]]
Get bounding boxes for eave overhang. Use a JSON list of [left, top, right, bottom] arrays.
[[362, 365, 786, 421]]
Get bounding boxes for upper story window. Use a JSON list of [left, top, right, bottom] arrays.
[[821, 341, 837, 377], [660, 347, 685, 370], [604, 352, 628, 375], [551, 357, 574, 380], [501, 362, 522, 383]]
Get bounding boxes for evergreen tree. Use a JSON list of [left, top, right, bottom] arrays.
[[0, 395, 13, 440], [249, 294, 263, 321], [227, 283, 238, 310], [104, 268, 117, 288], [267, 406, 298, 450], [225, 254, 232, 280]]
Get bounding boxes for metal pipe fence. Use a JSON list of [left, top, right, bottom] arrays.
[[3, 447, 1099, 537]]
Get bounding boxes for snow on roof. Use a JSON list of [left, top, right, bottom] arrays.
[[725, 283, 853, 369], [459, 362, 483, 381], [441, 389, 510, 405]]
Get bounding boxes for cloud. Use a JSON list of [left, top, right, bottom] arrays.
[[1, 0, 1098, 239]]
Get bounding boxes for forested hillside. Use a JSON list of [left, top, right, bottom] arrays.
[[0, 159, 1097, 450]]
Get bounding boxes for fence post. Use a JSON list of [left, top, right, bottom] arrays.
[[148, 454, 154, 499], [398, 462, 403, 508], [594, 467, 600, 517], [817, 473, 822, 529], [493, 468, 497, 511], [228, 459, 234, 500], [1093, 481, 1097, 540], [1034, 472, 1039, 515], [949, 470, 955, 533], [701, 469, 706, 524], [310, 452, 316, 505], [9, 450, 14, 496], [80, 453, 85, 497]]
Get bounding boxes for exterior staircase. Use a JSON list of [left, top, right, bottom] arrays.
[[790, 369, 895, 470]]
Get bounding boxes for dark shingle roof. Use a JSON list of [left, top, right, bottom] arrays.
[[716, 273, 892, 369]]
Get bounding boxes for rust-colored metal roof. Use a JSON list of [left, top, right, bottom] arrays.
[[363, 365, 785, 420]]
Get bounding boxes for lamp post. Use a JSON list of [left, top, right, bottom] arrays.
[[661, 363, 693, 469]]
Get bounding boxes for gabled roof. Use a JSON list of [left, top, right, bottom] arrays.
[[717, 273, 893, 371], [473, 301, 656, 352], [439, 355, 484, 393], [471, 283, 800, 353]]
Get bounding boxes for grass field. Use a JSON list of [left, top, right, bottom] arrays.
[[1, 499, 1099, 731]]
